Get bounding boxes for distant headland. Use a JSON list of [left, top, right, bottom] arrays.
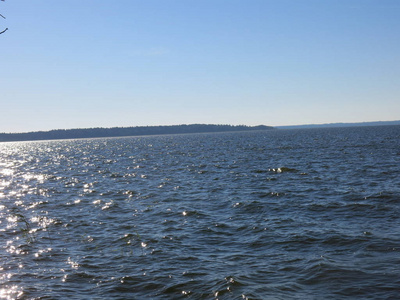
[[0, 124, 274, 142]]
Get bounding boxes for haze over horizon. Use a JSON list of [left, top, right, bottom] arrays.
[[1, 0, 399, 133]]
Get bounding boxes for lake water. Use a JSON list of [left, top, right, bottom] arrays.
[[1, 126, 400, 299]]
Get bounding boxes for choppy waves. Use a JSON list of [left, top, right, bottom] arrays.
[[1, 126, 400, 299]]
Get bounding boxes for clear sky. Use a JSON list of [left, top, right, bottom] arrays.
[[1, 0, 399, 133]]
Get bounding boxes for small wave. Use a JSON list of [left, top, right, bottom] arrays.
[[252, 167, 299, 174], [298, 260, 369, 285], [269, 167, 299, 173], [254, 191, 286, 198]]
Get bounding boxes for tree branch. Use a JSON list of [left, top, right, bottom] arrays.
[[1, 0, 7, 35]]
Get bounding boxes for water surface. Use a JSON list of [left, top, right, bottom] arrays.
[[1, 126, 400, 299]]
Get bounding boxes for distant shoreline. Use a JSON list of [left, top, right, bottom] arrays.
[[2, 121, 399, 143], [276, 120, 400, 129], [0, 124, 274, 143]]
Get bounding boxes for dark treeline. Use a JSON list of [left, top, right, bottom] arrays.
[[0, 124, 274, 142]]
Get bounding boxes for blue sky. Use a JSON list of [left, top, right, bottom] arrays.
[[1, 0, 399, 133]]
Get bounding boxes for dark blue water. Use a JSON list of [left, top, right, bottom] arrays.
[[1, 126, 400, 299]]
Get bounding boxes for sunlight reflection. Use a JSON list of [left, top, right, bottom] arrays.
[[0, 168, 14, 176], [6, 215, 18, 225], [0, 285, 23, 300], [67, 257, 79, 269], [22, 173, 46, 183], [34, 248, 52, 258], [101, 200, 113, 210], [26, 201, 47, 210], [0, 180, 11, 188]]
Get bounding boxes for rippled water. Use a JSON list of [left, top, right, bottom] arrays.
[[1, 126, 400, 299]]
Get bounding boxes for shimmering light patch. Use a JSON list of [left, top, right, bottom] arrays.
[[0, 180, 11, 188], [7, 191, 23, 197], [22, 173, 46, 183], [67, 257, 79, 269], [27, 201, 47, 209], [66, 199, 82, 206], [34, 248, 52, 258], [6, 215, 18, 226], [0, 285, 23, 300], [6, 244, 24, 255], [0, 273, 12, 281], [123, 190, 135, 197], [29, 228, 39, 234], [31, 216, 54, 228], [83, 182, 95, 193], [0, 168, 14, 176], [102, 200, 113, 210], [83, 183, 92, 189]]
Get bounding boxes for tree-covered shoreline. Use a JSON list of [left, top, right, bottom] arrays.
[[0, 124, 274, 142]]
